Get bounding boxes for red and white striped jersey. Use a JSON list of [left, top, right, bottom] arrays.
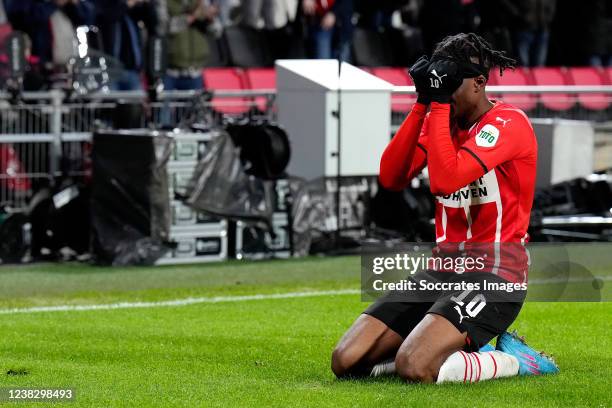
[[419, 101, 538, 245]]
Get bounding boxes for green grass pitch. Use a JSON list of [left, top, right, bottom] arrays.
[[0, 256, 609, 407]]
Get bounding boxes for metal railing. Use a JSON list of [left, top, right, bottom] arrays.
[[0, 89, 277, 209], [393, 85, 612, 93], [390, 85, 612, 124], [0, 86, 611, 210]]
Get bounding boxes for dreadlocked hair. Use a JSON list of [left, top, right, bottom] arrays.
[[431, 33, 517, 77]]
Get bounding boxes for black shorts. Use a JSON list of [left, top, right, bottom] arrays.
[[363, 270, 525, 352]]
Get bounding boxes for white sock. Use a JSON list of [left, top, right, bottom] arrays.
[[370, 359, 396, 377], [436, 351, 519, 384]]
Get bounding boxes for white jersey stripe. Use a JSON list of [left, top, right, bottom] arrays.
[[464, 206, 473, 240], [437, 205, 448, 243], [492, 198, 503, 275]]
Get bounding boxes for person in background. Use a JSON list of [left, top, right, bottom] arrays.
[[157, 0, 218, 91], [355, 0, 410, 31], [95, 0, 158, 91], [474, 0, 518, 56], [243, 0, 298, 31], [302, 0, 353, 61], [0, 0, 7, 24], [595, 8, 612, 67], [5, 0, 95, 67], [216, 0, 240, 26], [21, 34, 46, 91], [513, 0, 556, 67], [242, 0, 302, 60], [584, 0, 611, 67], [419, 0, 476, 55]]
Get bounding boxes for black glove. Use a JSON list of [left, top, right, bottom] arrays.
[[409, 55, 433, 105], [425, 58, 463, 103]]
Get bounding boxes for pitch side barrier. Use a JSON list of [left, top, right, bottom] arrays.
[[391, 85, 612, 123], [361, 242, 611, 302], [0, 87, 609, 210], [393, 85, 612, 94], [0, 89, 276, 210]]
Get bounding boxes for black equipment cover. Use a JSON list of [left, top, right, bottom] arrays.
[[90, 129, 172, 265]]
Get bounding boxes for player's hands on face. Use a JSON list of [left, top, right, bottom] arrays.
[[409, 55, 433, 105], [426, 59, 463, 103]]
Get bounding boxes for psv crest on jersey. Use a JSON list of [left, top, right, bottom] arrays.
[[475, 124, 500, 147]]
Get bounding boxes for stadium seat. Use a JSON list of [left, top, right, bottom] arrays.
[[351, 28, 394, 67], [223, 26, 273, 68], [371, 67, 416, 113], [604, 67, 612, 85], [489, 67, 537, 111], [0, 24, 11, 49], [202, 68, 251, 115], [531, 67, 575, 111], [567, 67, 609, 111], [245, 68, 276, 112]]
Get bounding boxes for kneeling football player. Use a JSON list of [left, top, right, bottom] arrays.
[[331, 33, 558, 383]]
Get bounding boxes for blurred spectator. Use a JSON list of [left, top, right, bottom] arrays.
[[0, 33, 45, 91], [95, 0, 158, 91], [513, 0, 556, 67], [158, 0, 218, 90], [21, 35, 46, 91], [475, 0, 518, 55], [217, 0, 240, 26], [355, 0, 410, 30], [595, 16, 612, 67], [302, 0, 354, 61], [243, 0, 297, 29], [334, 0, 354, 62], [242, 0, 303, 59], [419, 0, 476, 55], [5, 0, 95, 66], [0, 0, 7, 24], [585, 1, 611, 67], [353, 0, 424, 67]]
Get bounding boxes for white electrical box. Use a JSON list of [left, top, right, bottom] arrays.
[[532, 119, 595, 187], [276, 59, 393, 180]]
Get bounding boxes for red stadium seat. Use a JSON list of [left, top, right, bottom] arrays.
[[489, 68, 537, 111], [371, 67, 412, 86], [371, 67, 416, 113], [0, 24, 11, 48], [245, 68, 276, 112], [567, 67, 609, 111], [531, 67, 575, 111], [604, 67, 612, 85], [202, 68, 250, 115]]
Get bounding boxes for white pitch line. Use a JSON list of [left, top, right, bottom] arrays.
[[0, 289, 361, 315], [0, 275, 609, 316]]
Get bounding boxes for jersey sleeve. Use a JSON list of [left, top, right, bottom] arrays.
[[426, 103, 536, 196], [406, 114, 429, 179], [415, 117, 429, 157], [458, 111, 536, 174], [379, 103, 428, 191]]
